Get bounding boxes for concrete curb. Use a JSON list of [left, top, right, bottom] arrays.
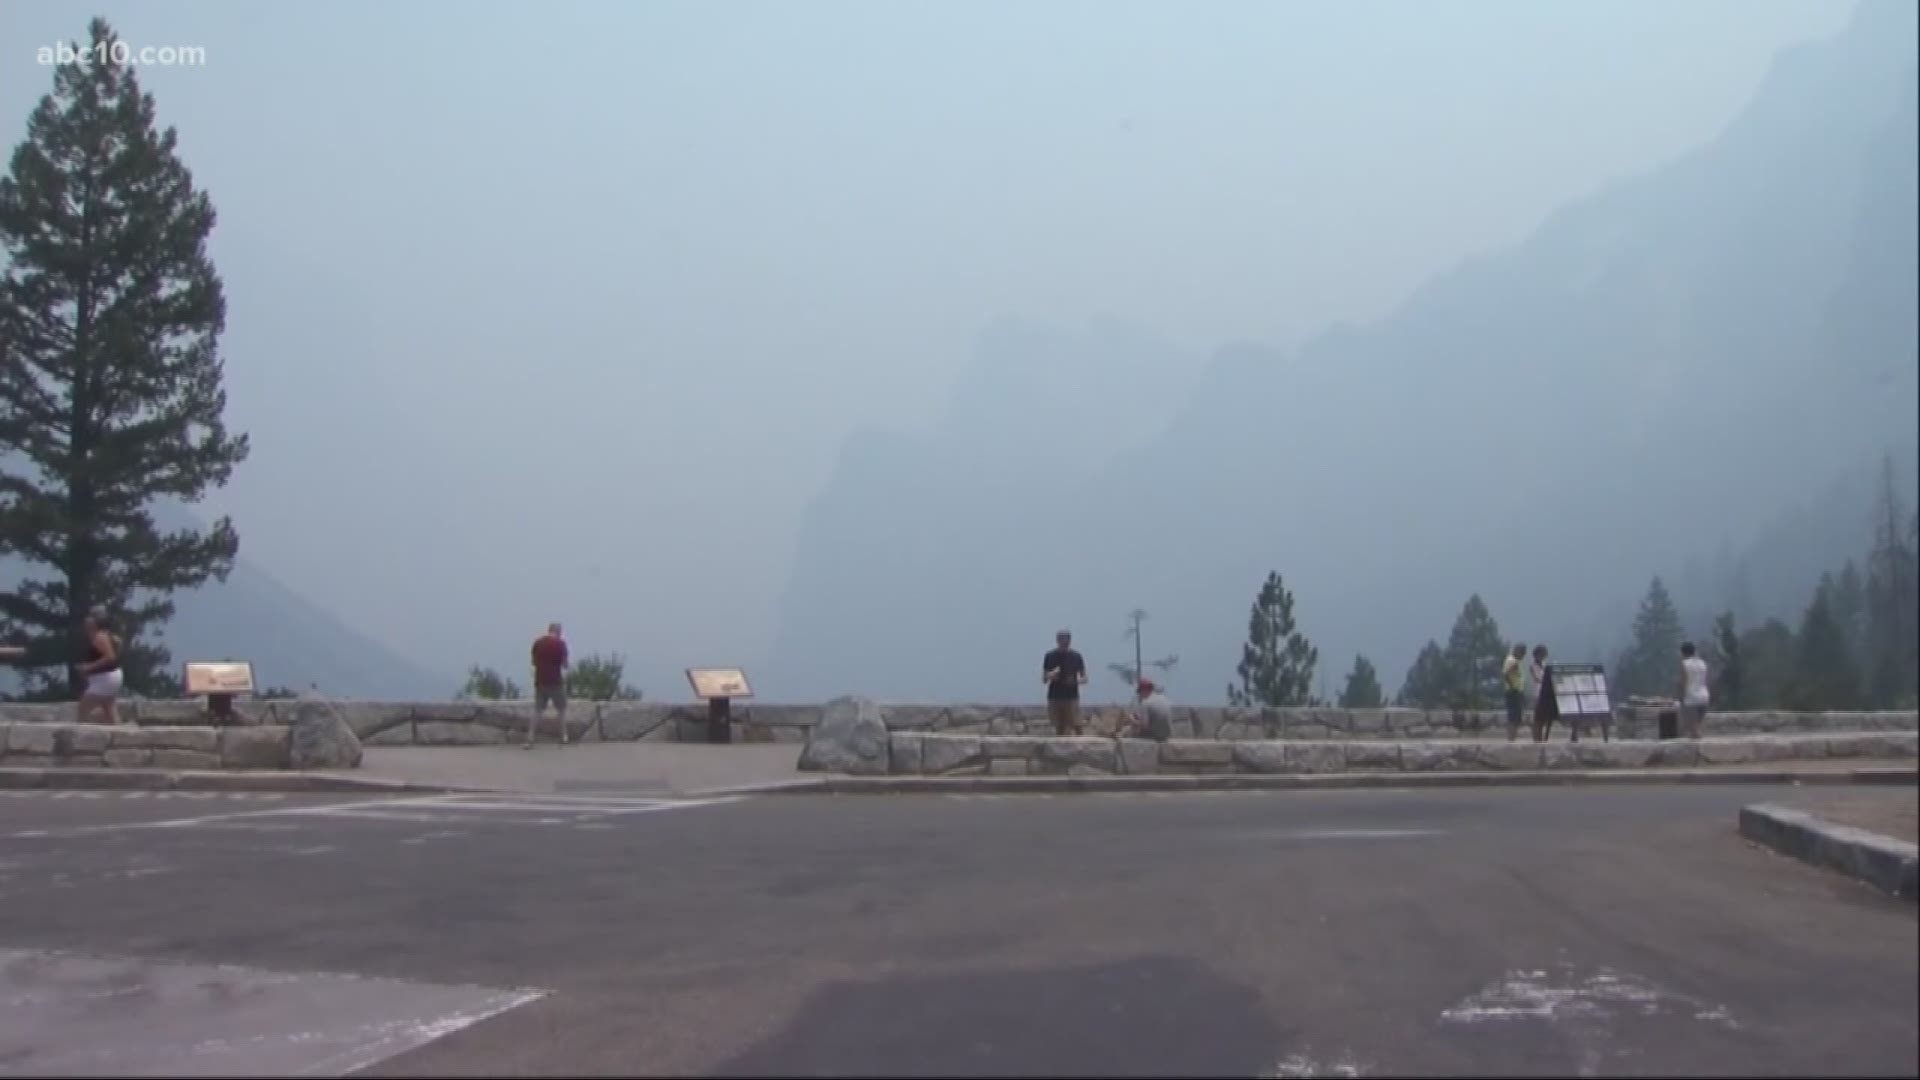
[[7, 765, 1909, 799], [725, 766, 1919, 797], [1739, 803, 1919, 900], [0, 768, 464, 795]]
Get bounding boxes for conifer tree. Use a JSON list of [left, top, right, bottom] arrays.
[[1337, 654, 1384, 708], [1227, 572, 1317, 707], [0, 19, 247, 697]]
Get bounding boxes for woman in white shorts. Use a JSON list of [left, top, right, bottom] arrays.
[[73, 607, 124, 725]]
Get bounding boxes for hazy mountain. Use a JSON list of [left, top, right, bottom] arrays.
[[1, 499, 447, 699], [1663, 450, 1918, 644], [762, 1, 1920, 704]]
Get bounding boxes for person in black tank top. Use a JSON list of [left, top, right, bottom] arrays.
[[74, 607, 125, 725]]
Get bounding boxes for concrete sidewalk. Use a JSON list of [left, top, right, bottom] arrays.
[[3, 749, 1910, 798], [336, 743, 811, 797], [331, 748, 1912, 799]]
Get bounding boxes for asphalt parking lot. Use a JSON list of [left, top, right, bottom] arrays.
[[0, 784, 1914, 1076]]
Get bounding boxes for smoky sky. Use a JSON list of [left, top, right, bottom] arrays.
[[0, 0, 1851, 695]]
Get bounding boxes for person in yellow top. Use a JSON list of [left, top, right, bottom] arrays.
[[1502, 643, 1528, 742]]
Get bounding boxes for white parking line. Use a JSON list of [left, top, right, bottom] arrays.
[[2, 793, 740, 840], [398, 831, 465, 846], [0, 796, 453, 840], [1272, 829, 1443, 841]]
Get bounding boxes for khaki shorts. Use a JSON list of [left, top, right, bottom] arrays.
[[1047, 698, 1081, 735]]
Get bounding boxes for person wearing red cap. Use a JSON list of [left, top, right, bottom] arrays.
[[1126, 678, 1174, 742]]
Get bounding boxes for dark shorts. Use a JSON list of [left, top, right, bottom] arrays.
[[1048, 697, 1081, 735], [535, 684, 568, 713], [1505, 689, 1525, 727]]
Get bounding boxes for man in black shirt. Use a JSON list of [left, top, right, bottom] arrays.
[[1042, 629, 1088, 736]]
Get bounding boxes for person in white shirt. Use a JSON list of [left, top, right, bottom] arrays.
[[1677, 641, 1711, 739]]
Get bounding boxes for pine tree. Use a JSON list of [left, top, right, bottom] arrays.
[[1832, 560, 1867, 668], [0, 19, 247, 698], [1614, 577, 1683, 698], [1396, 639, 1449, 708], [1737, 619, 1797, 708], [1337, 654, 1384, 708], [1441, 594, 1506, 710], [1708, 611, 1743, 711], [1226, 572, 1317, 707], [1864, 456, 1919, 707], [1789, 579, 1863, 710]]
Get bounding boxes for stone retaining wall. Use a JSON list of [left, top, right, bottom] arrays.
[[885, 731, 1920, 777], [0, 700, 1910, 746], [0, 722, 294, 771]]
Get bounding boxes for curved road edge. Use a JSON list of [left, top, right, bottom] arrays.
[[1740, 802, 1919, 900]]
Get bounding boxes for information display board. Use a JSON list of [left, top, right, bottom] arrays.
[[184, 660, 255, 696], [686, 667, 753, 701], [1547, 663, 1611, 721]]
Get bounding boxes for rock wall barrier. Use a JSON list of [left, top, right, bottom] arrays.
[[883, 731, 1920, 777], [0, 700, 1909, 747], [0, 722, 296, 771]]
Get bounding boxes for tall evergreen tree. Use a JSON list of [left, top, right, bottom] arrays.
[[1226, 572, 1317, 707], [1337, 654, 1384, 708], [0, 19, 247, 698], [1614, 577, 1683, 698], [1708, 611, 1743, 711], [1864, 456, 1919, 707], [1737, 619, 1797, 709], [1396, 639, 1449, 709], [1789, 579, 1863, 710], [1440, 594, 1505, 710], [1832, 560, 1867, 669]]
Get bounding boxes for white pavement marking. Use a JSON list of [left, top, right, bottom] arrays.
[[294, 988, 549, 1077], [1440, 966, 1741, 1027], [0, 947, 547, 1077], [399, 795, 743, 815], [1268, 829, 1443, 841], [291, 808, 475, 825], [1263, 1047, 1371, 1078], [1, 793, 740, 840], [1441, 964, 1741, 1078], [0, 795, 453, 840], [398, 831, 465, 845], [0, 791, 274, 801]]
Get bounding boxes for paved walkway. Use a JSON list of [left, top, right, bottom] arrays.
[[325, 745, 1910, 801], [341, 743, 811, 797], [1773, 787, 1919, 843]]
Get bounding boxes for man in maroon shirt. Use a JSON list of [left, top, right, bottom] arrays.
[[528, 622, 570, 746]]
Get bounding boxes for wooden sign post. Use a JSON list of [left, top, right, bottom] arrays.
[[1545, 663, 1613, 742], [685, 668, 754, 744]]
